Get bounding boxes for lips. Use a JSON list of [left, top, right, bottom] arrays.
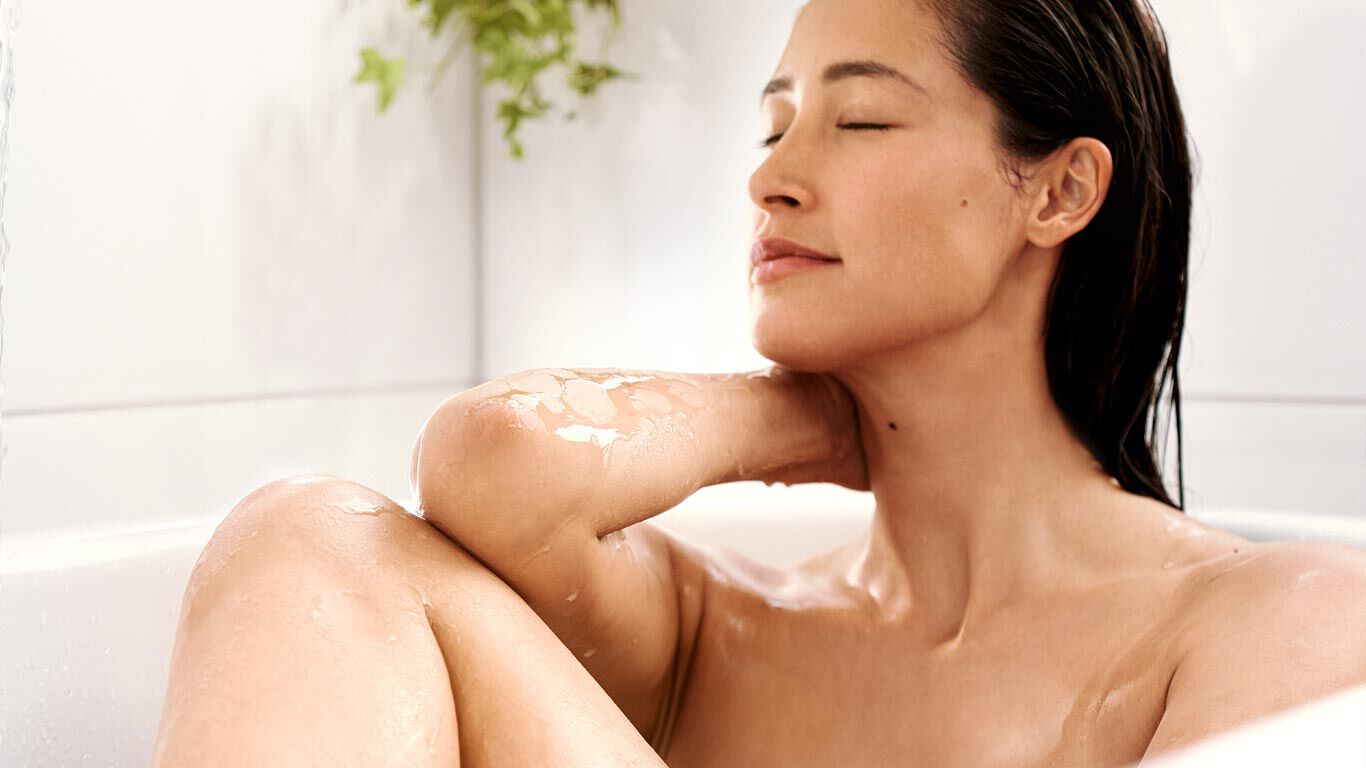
[[751, 236, 840, 266]]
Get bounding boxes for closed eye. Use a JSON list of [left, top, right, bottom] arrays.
[[756, 123, 894, 149]]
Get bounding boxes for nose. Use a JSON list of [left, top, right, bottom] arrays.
[[747, 135, 814, 216]]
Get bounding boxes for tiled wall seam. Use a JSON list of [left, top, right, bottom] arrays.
[[1, 378, 478, 419]]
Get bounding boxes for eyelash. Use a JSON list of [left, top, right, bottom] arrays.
[[756, 123, 894, 149]]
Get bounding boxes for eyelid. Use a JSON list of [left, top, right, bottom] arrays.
[[756, 122, 895, 149]]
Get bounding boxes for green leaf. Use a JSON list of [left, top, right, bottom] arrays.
[[355, 48, 406, 112], [423, 0, 462, 35], [357, 0, 631, 157], [566, 61, 629, 96], [508, 0, 542, 27]]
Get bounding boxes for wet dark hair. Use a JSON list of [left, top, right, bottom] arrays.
[[924, 0, 1193, 510]]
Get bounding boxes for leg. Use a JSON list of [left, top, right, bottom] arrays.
[[153, 473, 667, 768]]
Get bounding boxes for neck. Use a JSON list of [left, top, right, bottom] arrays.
[[829, 265, 1153, 647]]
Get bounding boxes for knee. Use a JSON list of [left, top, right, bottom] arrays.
[[226, 473, 408, 534], [189, 473, 447, 596]]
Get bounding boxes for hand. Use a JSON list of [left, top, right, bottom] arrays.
[[761, 365, 870, 492], [808, 371, 871, 492]]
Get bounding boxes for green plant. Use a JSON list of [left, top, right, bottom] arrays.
[[356, 0, 634, 160]]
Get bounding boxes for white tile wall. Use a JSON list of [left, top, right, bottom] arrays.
[[2, 0, 1363, 534], [0, 0, 481, 533], [1, 387, 452, 537], [478, 0, 801, 378], [2, 0, 481, 415], [1154, 0, 1366, 401], [1177, 399, 1366, 516]]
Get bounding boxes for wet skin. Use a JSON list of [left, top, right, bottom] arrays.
[[652, 504, 1257, 767], [447, 366, 1366, 766]]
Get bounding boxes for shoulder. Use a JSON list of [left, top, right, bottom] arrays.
[[1144, 540, 1366, 757], [1188, 539, 1366, 624], [1180, 540, 1366, 670]]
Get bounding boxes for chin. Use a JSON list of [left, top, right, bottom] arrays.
[[749, 322, 854, 373]]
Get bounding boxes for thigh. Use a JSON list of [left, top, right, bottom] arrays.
[[167, 474, 667, 768]]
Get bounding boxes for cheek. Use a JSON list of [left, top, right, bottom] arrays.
[[835, 151, 1015, 332]]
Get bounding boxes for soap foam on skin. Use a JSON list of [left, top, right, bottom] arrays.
[[663, 380, 707, 408], [628, 388, 673, 413], [554, 424, 625, 448], [561, 379, 618, 424], [540, 368, 580, 379], [601, 374, 657, 390], [504, 370, 562, 395], [483, 370, 706, 470], [475, 379, 514, 397], [508, 391, 567, 414], [508, 401, 549, 434]]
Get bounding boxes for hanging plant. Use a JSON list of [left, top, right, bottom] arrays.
[[356, 0, 634, 160]]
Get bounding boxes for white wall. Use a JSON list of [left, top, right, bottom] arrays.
[[1152, 0, 1366, 515], [1, 1, 1362, 534], [479, 0, 1366, 518], [0, 0, 482, 536]]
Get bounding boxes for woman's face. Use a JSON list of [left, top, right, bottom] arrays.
[[748, 0, 1033, 372]]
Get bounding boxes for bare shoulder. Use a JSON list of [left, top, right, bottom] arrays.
[[1180, 538, 1366, 666], [1187, 538, 1366, 621], [1141, 538, 1366, 758]]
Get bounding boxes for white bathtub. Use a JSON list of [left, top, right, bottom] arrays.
[[3, 482, 1364, 766]]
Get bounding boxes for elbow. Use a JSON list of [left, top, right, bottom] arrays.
[[410, 394, 496, 532], [409, 393, 558, 553]]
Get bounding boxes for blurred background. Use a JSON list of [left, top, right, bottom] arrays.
[[0, 0, 1363, 763]]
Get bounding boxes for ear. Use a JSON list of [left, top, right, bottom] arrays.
[[1023, 138, 1113, 249]]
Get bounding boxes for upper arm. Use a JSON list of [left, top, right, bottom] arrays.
[[1140, 542, 1366, 762], [409, 388, 706, 745], [515, 520, 706, 746]]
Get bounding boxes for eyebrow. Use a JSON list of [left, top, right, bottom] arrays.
[[760, 59, 928, 107]]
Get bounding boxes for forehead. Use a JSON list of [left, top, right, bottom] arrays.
[[773, 0, 945, 87]]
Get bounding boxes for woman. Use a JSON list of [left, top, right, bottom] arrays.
[[153, 0, 1366, 765]]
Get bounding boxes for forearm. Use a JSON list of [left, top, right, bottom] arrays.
[[411, 365, 854, 549]]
